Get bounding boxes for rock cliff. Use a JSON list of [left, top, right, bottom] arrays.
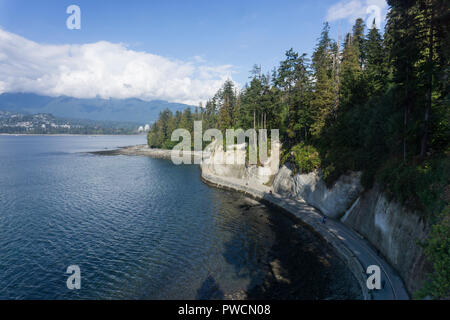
[[273, 166, 362, 218], [201, 141, 428, 295], [341, 187, 430, 294], [271, 165, 429, 295]]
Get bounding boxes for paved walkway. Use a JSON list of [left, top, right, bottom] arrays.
[[201, 172, 410, 300]]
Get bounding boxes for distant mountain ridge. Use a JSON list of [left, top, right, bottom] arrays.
[[0, 93, 193, 123]]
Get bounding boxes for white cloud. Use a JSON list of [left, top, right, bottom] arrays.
[[0, 28, 235, 105], [326, 0, 388, 28]]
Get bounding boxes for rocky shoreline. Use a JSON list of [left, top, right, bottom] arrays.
[[90, 144, 203, 160], [91, 144, 410, 300]]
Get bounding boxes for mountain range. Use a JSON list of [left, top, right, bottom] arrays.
[[0, 93, 193, 124]]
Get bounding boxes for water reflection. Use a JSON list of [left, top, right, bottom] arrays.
[[0, 135, 361, 300]]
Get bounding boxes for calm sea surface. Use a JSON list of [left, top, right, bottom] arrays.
[[0, 135, 360, 299]]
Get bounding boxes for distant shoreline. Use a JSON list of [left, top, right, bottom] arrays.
[[89, 144, 203, 160]]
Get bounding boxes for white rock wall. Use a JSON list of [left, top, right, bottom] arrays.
[[272, 165, 362, 218]]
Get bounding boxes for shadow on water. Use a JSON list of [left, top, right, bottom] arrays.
[[195, 276, 224, 300], [218, 192, 363, 300]]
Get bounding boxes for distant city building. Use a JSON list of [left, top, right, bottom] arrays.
[[0, 111, 136, 134], [144, 124, 150, 132], [138, 126, 144, 133]]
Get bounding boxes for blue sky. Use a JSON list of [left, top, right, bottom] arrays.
[[0, 0, 388, 105]]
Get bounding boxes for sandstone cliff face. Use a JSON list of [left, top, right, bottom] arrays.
[[202, 146, 428, 295], [272, 165, 362, 218], [200, 141, 248, 179], [271, 165, 295, 196], [201, 140, 281, 185], [341, 187, 430, 294], [270, 165, 429, 294]]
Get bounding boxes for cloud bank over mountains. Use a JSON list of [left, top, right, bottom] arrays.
[[0, 28, 234, 105]]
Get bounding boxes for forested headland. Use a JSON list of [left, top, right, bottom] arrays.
[[148, 1, 449, 299]]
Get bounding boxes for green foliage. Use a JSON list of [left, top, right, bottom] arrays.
[[144, 0, 450, 300], [217, 80, 237, 132], [310, 22, 339, 137], [147, 107, 201, 149], [282, 143, 321, 174], [365, 23, 388, 95], [378, 157, 449, 216], [415, 206, 450, 300], [147, 6, 450, 301]]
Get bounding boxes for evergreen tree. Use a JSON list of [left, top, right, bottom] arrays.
[[179, 107, 193, 133], [217, 80, 237, 132], [385, 0, 423, 160], [365, 20, 388, 96], [352, 18, 366, 67], [385, 0, 449, 160], [310, 22, 338, 136], [275, 50, 313, 144]]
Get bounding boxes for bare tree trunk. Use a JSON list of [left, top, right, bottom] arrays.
[[261, 113, 263, 130], [403, 65, 410, 162], [421, 3, 434, 159], [403, 106, 407, 162]]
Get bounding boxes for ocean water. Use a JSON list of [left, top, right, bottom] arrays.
[[0, 135, 361, 300]]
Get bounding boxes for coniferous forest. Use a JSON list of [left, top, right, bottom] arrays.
[[147, 0, 449, 299]]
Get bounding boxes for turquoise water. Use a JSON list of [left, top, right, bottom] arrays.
[[0, 135, 360, 299]]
